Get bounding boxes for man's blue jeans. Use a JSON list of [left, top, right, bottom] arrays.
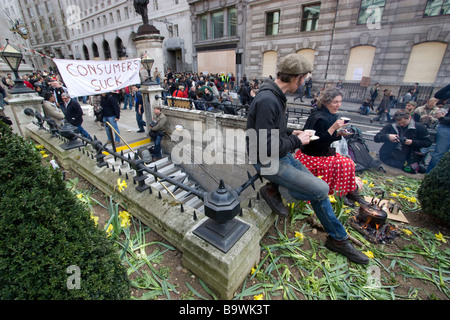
[[136, 112, 146, 131], [254, 153, 348, 241], [124, 94, 133, 110], [103, 116, 121, 143], [76, 125, 92, 140], [152, 133, 162, 158], [427, 124, 450, 173]]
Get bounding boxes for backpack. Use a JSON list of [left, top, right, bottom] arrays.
[[345, 126, 381, 171]]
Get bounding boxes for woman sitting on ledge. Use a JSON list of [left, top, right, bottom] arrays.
[[294, 88, 366, 205]]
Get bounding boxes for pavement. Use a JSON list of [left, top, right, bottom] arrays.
[[78, 103, 151, 153], [56, 95, 387, 155]]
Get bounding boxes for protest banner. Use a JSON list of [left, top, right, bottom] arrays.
[[53, 58, 141, 97]]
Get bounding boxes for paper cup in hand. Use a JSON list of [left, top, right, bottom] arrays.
[[304, 129, 316, 137], [340, 117, 351, 124]]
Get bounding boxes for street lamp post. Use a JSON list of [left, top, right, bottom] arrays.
[[0, 39, 34, 94], [141, 51, 157, 85]]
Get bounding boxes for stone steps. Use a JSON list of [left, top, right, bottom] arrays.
[[106, 144, 205, 213]]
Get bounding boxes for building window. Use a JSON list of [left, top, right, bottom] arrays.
[[345, 46, 376, 81], [200, 14, 208, 40], [212, 11, 224, 39], [424, 0, 450, 16], [228, 8, 237, 36], [301, 3, 320, 31], [266, 10, 280, 36], [403, 42, 447, 83], [357, 0, 385, 25]]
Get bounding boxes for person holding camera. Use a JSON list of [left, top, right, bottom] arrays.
[[374, 109, 432, 173]]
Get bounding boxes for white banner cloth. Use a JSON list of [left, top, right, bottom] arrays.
[[54, 58, 141, 97]]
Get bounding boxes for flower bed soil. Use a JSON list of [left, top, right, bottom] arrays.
[[65, 169, 449, 300]]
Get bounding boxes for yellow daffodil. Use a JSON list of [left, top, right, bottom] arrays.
[[105, 224, 113, 237], [76, 193, 83, 199], [295, 231, 305, 241], [402, 229, 412, 236], [90, 213, 99, 226], [329, 195, 337, 203], [117, 178, 127, 192], [362, 179, 368, 184], [390, 193, 398, 197], [398, 194, 407, 199], [251, 267, 257, 275], [253, 294, 264, 300], [119, 210, 131, 228], [404, 187, 410, 191], [408, 197, 417, 203], [368, 182, 375, 188], [35, 144, 44, 149], [318, 175, 323, 179], [363, 251, 374, 259], [435, 232, 447, 243]]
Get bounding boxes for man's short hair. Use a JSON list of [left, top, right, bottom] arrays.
[[154, 106, 162, 111], [393, 109, 411, 121]]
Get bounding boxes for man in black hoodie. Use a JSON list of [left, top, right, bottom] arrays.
[[246, 53, 369, 265]]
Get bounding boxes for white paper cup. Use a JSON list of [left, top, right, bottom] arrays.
[[340, 117, 351, 124], [304, 129, 316, 137]]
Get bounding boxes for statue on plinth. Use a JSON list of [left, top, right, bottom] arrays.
[[133, 0, 150, 25], [133, 0, 160, 35]]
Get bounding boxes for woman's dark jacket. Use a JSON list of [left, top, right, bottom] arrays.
[[302, 107, 341, 157]]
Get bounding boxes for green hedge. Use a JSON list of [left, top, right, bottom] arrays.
[[418, 151, 450, 224], [0, 122, 130, 299]]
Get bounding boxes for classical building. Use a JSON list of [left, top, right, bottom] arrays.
[[9, 0, 450, 97], [243, 0, 449, 96], [14, 0, 193, 76], [188, 0, 246, 81]]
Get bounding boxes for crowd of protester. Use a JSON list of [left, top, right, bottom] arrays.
[[1, 68, 448, 174]]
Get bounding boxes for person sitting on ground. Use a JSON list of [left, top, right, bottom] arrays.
[[414, 97, 439, 129], [42, 92, 65, 126], [359, 98, 371, 115], [374, 109, 432, 173], [294, 87, 367, 206], [404, 101, 420, 122]]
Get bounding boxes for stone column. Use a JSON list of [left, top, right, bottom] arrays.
[[4, 92, 44, 138], [140, 84, 163, 126], [133, 26, 165, 80]]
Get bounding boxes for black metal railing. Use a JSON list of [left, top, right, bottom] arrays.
[[26, 109, 262, 253], [164, 95, 250, 117]]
